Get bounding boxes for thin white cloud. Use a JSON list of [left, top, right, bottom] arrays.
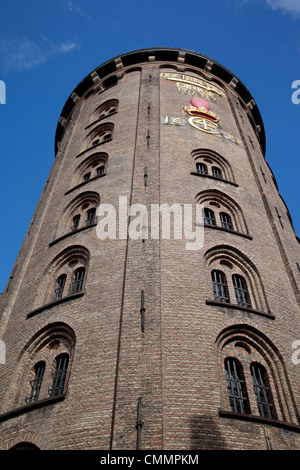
[[0, 37, 79, 73], [60, 0, 90, 18], [265, 0, 300, 16], [0, 37, 46, 72], [51, 41, 79, 55]]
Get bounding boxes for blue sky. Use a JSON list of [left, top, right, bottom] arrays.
[[0, 0, 299, 292]]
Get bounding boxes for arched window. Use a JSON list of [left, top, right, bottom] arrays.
[[93, 99, 119, 122], [232, 274, 251, 308], [220, 212, 233, 231], [205, 246, 270, 314], [85, 122, 114, 149], [196, 190, 249, 236], [203, 208, 216, 226], [192, 149, 236, 184], [225, 358, 250, 414], [71, 214, 81, 232], [96, 165, 105, 176], [33, 246, 90, 309], [250, 363, 274, 419], [9, 442, 40, 450], [26, 361, 45, 404], [83, 172, 91, 182], [4, 323, 75, 411], [216, 325, 299, 425], [196, 162, 208, 175], [55, 274, 67, 300], [72, 267, 85, 294], [211, 270, 229, 303], [68, 153, 108, 192], [86, 207, 96, 227], [49, 353, 69, 398], [53, 191, 100, 240], [212, 166, 222, 179]]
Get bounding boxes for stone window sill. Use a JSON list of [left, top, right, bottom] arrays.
[[75, 139, 112, 159], [203, 223, 252, 240], [0, 395, 65, 423], [85, 111, 117, 130], [27, 292, 84, 319], [191, 171, 238, 187], [219, 410, 300, 433], [206, 300, 275, 319], [49, 224, 96, 247], [65, 174, 106, 196]]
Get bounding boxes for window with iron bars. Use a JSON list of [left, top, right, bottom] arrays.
[[83, 172, 91, 182], [212, 166, 222, 179], [96, 165, 105, 176], [220, 212, 233, 231], [26, 361, 45, 404], [71, 267, 85, 294], [232, 274, 251, 308], [86, 207, 96, 227], [203, 208, 216, 226], [212, 270, 229, 303], [71, 214, 81, 232], [251, 363, 274, 419], [196, 162, 208, 175], [49, 354, 69, 398], [55, 274, 67, 300], [225, 358, 250, 414]]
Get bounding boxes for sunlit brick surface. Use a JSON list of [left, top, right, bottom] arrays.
[[0, 49, 299, 450]]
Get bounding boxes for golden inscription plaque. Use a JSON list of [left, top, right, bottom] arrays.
[[161, 73, 225, 97]]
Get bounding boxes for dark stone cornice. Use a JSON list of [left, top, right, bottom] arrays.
[[54, 47, 266, 156]]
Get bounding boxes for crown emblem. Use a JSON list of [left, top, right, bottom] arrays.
[[183, 97, 219, 123]]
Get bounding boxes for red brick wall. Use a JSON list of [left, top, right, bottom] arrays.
[[0, 52, 299, 450]]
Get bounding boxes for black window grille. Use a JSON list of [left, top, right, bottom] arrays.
[[86, 207, 96, 226], [212, 166, 222, 179], [220, 212, 233, 231], [196, 162, 208, 175], [232, 274, 251, 308], [225, 358, 250, 414], [55, 274, 67, 300], [97, 165, 105, 176], [49, 354, 69, 398], [84, 172, 91, 182], [203, 208, 216, 226], [251, 363, 274, 419], [212, 270, 229, 303], [71, 267, 85, 294], [26, 361, 45, 404], [71, 214, 81, 232]]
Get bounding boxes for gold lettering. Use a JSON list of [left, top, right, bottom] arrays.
[[172, 117, 183, 124], [176, 83, 217, 103], [223, 131, 236, 142], [161, 72, 225, 97]]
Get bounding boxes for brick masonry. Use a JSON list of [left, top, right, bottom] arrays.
[[0, 49, 299, 450]]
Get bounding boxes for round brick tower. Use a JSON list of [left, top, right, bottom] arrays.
[[0, 48, 300, 451]]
